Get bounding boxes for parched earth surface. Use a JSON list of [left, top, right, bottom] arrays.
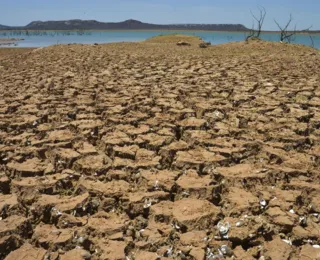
[[0, 35, 320, 259]]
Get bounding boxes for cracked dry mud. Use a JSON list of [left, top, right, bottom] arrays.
[[0, 35, 320, 259]]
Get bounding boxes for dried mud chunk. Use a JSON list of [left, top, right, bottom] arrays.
[[7, 158, 48, 177], [138, 133, 173, 149], [0, 174, 10, 194], [175, 170, 216, 200], [233, 246, 255, 260], [174, 148, 226, 169], [125, 191, 170, 216], [106, 169, 129, 181], [284, 179, 320, 193], [140, 169, 179, 191], [160, 140, 189, 153], [94, 239, 126, 260], [113, 157, 135, 168], [117, 124, 150, 136], [74, 142, 97, 155], [299, 244, 320, 260], [178, 117, 207, 129], [101, 131, 132, 146], [141, 220, 171, 245], [78, 179, 130, 198], [266, 207, 296, 232], [11, 173, 70, 194], [224, 187, 259, 216], [33, 192, 89, 215], [0, 194, 20, 218], [60, 248, 91, 260], [292, 221, 320, 241], [135, 149, 161, 168], [113, 145, 139, 159], [70, 119, 104, 130], [5, 243, 47, 260], [268, 188, 301, 208], [57, 213, 88, 228], [87, 213, 129, 237], [46, 148, 81, 168], [224, 217, 262, 243], [179, 231, 207, 247], [73, 154, 112, 175], [47, 130, 75, 142], [152, 198, 221, 230], [133, 251, 159, 260], [310, 195, 320, 213], [32, 224, 74, 248], [0, 215, 31, 238], [216, 164, 267, 187], [0, 235, 22, 259], [189, 247, 206, 260]]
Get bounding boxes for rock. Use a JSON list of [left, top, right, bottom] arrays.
[[199, 43, 208, 48], [177, 41, 191, 46]]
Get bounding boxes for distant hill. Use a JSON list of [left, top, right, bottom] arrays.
[[0, 24, 12, 30], [1, 19, 249, 31]]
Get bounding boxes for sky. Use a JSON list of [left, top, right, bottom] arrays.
[[0, 0, 319, 30]]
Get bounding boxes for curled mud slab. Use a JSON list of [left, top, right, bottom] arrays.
[[0, 35, 320, 259]]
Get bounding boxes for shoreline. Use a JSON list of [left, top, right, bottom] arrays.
[[0, 38, 24, 46], [0, 29, 319, 35]]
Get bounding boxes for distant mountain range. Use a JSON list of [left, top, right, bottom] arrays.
[[0, 24, 12, 30], [0, 19, 249, 31]]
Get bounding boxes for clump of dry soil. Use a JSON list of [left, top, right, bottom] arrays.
[[0, 35, 320, 259]]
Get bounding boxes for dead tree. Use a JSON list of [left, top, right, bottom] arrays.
[[309, 34, 315, 48], [245, 22, 255, 41], [274, 14, 296, 43], [246, 6, 267, 41], [274, 14, 312, 43]]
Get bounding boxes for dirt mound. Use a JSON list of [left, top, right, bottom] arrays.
[[145, 34, 203, 44], [0, 38, 319, 259]]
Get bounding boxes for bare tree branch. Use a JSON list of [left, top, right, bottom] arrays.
[[274, 14, 312, 44], [246, 6, 266, 41], [309, 34, 315, 48]]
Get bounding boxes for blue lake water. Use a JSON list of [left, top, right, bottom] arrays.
[[0, 30, 319, 49]]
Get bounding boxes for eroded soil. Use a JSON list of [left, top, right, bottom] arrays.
[[0, 35, 320, 259]]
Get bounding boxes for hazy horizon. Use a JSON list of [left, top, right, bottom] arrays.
[[0, 0, 319, 30]]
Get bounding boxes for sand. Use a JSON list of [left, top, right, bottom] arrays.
[[0, 35, 320, 259], [0, 38, 23, 47]]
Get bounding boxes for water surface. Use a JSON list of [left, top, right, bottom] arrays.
[[0, 30, 319, 48]]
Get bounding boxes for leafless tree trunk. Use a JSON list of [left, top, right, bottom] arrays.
[[245, 22, 255, 41], [309, 34, 315, 48], [246, 6, 267, 41]]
